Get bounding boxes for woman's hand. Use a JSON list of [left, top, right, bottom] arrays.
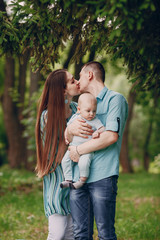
[[68, 146, 80, 162], [67, 117, 93, 139]]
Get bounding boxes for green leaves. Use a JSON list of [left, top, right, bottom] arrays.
[[0, 0, 159, 90], [0, 12, 20, 54]]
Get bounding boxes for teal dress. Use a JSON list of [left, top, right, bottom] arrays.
[[40, 102, 77, 218]]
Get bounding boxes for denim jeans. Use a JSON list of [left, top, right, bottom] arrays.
[[70, 176, 118, 240]]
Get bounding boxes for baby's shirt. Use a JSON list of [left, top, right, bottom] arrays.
[[67, 113, 104, 145]]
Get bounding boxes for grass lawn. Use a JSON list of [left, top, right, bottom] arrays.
[[0, 164, 160, 240]]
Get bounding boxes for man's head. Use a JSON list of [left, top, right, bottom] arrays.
[[77, 93, 97, 121], [78, 61, 105, 93]]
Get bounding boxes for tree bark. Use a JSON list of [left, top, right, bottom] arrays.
[[143, 120, 153, 171], [63, 35, 79, 69], [73, 47, 96, 102], [26, 65, 42, 170], [29, 64, 42, 98], [17, 51, 30, 168], [2, 55, 27, 168], [143, 88, 158, 170], [120, 84, 137, 173], [0, 0, 6, 12], [18, 50, 30, 117]]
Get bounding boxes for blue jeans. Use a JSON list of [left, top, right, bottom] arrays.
[[70, 176, 118, 240]]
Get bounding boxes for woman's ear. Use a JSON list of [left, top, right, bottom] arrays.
[[64, 89, 67, 95]]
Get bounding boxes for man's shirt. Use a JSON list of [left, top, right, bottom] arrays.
[[72, 86, 128, 183]]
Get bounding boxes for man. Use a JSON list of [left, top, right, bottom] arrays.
[[67, 61, 128, 240]]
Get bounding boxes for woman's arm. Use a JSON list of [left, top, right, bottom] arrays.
[[68, 130, 118, 162]]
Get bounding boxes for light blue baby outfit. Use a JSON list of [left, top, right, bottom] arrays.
[[61, 114, 104, 180]]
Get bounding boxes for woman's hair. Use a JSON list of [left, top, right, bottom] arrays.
[[35, 69, 68, 178]]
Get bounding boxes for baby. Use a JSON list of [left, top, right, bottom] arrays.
[[60, 93, 104, 189]]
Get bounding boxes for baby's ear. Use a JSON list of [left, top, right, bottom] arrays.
[[77, 106, 80, 113]]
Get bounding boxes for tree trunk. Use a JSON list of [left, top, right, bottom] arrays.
[[143, 120, 153, 170], [74, 57, 83, 80], [26, 65, 42, 170], [0, 0, 6, 12], [29, 64, 41, 97], [143, 89, 158, 170], [2, 55, 27, 168], [63, 35, 79, 69], [18, 51, 29, 116], [73, 47, 96, 102], [18, 51, 30, 168], [88, 45, 96, 62], [120, 84, 137, 173]]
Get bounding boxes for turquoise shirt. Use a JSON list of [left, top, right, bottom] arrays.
[[72, 86, 128, 183], [41, 102, 77, 218]]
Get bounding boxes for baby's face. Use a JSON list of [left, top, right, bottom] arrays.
[[79, 101, 97, 121]]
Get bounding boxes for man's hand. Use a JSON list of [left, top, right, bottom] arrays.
[[67, 117, 93, 139], [68, 146, 80, 162]]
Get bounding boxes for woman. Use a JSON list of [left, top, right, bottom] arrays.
[[35, 69, 80, 240]]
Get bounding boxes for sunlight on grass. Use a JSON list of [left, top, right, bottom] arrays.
[[0, 165, 160, 240], [116, 173, 160, 240]]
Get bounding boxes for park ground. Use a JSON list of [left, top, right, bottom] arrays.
[[0, 164, 160, 240]]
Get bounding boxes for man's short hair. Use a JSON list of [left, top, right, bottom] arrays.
[[82, 61, 105, 83]]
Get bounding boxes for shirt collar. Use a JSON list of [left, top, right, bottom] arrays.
[[96, 86, 108, 100]]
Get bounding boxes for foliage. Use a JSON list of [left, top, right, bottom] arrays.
[[0, 0, 160, 89], [0, 165, 160, 240], [136, 92, 160, 161], [0, 10, 20, 55], [129, 105, 147, 162], [21, 86, 43, 161], [0, 0, 160, 170], [104, 56, 160, 167], [149, 154, 160, 174]]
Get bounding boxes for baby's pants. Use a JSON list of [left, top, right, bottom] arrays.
[[47, 213, 74, 240], [62, 150, 93, 179]]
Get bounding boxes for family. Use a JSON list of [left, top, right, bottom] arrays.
[[35, 61, 128, 240]]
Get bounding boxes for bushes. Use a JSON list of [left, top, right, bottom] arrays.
[[149, 154, 160, 174]]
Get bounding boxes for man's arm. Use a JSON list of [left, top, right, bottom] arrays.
[[69, 93, 128, 161], [66, 117, 93, 141], [69, 130, 118, 162]]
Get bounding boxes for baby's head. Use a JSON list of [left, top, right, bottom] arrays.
[[77, 93, 97, 121]]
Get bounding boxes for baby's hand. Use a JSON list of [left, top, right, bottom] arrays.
[[92, 131, 100, 139], [65, 138, 70, 145]]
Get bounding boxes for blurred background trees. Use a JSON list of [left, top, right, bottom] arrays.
[[0, 0, 160, 173]]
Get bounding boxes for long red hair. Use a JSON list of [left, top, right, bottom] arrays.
[[35, 69, 67, 178]]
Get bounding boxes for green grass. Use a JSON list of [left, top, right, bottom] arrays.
[[0, 165, 160, 240], [115, 173, 160, 240]]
